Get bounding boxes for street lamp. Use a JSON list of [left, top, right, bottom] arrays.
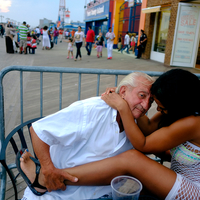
[[0, 15, 4, 23]]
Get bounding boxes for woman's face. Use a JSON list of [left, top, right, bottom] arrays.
[[153, 96, 168, 115]]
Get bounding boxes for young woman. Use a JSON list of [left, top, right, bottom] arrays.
[[73, 26, 85, 61], [19, 69, 200, 199], [42, 26, 50, 50]]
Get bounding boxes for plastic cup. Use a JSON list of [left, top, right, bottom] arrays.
[[111, 175, 142, 200]]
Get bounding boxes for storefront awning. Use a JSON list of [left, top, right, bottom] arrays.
[[142, 6, 161, 13], [85, 15, 108, 22]]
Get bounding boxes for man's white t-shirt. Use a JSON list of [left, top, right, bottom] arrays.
[[106, 32, 115, 44], [124, 34, 130, 45], [74, 31, 85, 43], [22, 97, 133, 200], [35, 28, 40, 34]]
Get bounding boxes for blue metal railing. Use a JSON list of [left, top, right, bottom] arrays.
[[1, 66, 200, 200]]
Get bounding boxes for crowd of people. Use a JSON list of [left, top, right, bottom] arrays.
[[3, 21, 147, 60]]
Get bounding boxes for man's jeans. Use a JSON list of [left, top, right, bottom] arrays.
[[54, 36, 58, 44], [121, 44, 129, 54], [85, 42, 92, 55]]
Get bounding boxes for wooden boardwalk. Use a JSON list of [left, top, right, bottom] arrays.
[[1, 37, 199, 199]]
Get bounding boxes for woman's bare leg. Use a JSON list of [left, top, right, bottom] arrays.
[[64, 150, 176, 199], [21, 149, 176, 199]]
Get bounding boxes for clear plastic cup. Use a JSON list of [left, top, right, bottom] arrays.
[[111, 175, 142, 200]]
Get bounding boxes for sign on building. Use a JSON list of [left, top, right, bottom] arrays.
[[171, 3, 200, 68]]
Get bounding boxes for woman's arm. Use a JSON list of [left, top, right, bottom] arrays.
[[101, 93, 199, 153], [137, 112, 162, 136]]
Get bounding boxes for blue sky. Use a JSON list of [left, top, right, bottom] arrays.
[[0, 0, 86, 27]]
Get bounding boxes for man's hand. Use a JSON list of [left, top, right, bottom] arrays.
[[42, 165, 78, 192]]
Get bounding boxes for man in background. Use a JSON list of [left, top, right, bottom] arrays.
[[85, 26, 95, 56], [19, 21, 29, 54]]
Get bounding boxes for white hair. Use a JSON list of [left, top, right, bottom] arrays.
[[115, 72, 154, 93]]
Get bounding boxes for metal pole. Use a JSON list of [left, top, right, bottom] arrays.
[[0, 15, 4, 23]]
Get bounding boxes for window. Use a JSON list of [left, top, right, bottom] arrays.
[[153, 8, 171, 53]]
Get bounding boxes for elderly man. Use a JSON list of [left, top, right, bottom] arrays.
[[18, 72, 154, 200]]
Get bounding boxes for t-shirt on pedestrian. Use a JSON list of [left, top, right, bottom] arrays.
[[19, 24, 29, 40], [86, 29, 95, 43], [74, 31, 85, 43], [96, 36, 104, 46], [106, 32, 115, 44]]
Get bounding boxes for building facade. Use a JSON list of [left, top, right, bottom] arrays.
[[84, 0, 142, 48], [141, 0, 200, 68], [39, 18, 53, 28]]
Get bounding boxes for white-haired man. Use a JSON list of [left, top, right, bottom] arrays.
[[18, 72, 154, 200]]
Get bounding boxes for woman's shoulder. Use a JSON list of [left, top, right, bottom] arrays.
[[171, 115, 200, 137]]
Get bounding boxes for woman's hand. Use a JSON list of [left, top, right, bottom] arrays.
[[101, 92, 127, 111], [101, 87, 117, 96]]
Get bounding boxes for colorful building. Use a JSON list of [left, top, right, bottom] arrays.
[[84, 0, 142, 48]]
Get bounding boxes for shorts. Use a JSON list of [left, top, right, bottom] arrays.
[[97, 45, 102, 52], [165, 173, 200, 200], [20, 40, 27, 47], [131, 41, 135, 47], [118, 42, 121, 49]]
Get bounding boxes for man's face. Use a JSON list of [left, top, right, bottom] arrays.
[[120, 77, 152, 119], [109, 28, 111, 32]]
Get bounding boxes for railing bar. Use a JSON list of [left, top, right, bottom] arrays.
[[78, 74, 81, 100], [0, 66, 166, 78], [20, 71, 23, 124], [96, 74, 100, 96], [59, 73, 63, 110], [40, 72, 43, 117], [115, 75, 118, 87]]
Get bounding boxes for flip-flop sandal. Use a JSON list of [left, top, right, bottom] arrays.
[[16, 148, 47, 196]]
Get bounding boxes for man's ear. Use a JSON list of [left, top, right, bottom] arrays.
[[119, 86, 127, 99]]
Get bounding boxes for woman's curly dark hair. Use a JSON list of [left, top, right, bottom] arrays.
[[151, 69, 200, 128]]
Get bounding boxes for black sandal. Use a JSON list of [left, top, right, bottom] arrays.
[[16, 148, 47, 196]]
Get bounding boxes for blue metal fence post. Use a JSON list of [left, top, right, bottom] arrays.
[[0, 72, 6, 200]]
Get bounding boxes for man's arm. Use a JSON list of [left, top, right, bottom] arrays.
[[30, 126, 78, 192]]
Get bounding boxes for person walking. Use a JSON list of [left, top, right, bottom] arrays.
[[0, 24, 4, 38], [129, 33, 136, 53], [19, 21, 29, 54], [73, 26, 85, 61], [105, 27, 115, 60], [136, 29, 147, 59], [5, 23, 16, 53], [42, 26, 50, 50], [95, 32, 104, 58], [59, 29, 63, 43], [71, 29, 75, 39], [121, 31, 130, 54], [117, 34, 122, 52], [53, 27, 59, 45], [85, 26, 95, 56]]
